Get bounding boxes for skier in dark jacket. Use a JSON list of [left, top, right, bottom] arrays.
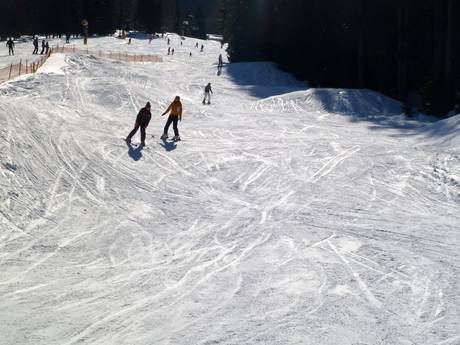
[[6, 38, 14, 55], [203, 83, 213, 105], [33, 37, 39, 54], [40, 40, 46, 55], [218, 54, 223, 67], [45, 41, 50, 54], [126, 102, 152, 146]]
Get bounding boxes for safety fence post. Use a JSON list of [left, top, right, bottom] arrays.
[[8, 64, 13, 80], [18, 60, 22, 76]]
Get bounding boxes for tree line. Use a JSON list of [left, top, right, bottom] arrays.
[[0, 0, 218, 39], [219, 0, 459, 116]]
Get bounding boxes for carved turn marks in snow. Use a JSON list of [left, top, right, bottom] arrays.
[[307, 145, 361, 184]]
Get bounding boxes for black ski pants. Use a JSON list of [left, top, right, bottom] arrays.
[[127, 124, 146, 143], [163, 115, 179, 137]]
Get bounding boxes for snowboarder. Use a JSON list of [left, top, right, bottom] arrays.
[[6, 38, 14, 56], [40, 39, 46, 55], [203, 83, 213, 105], [161, 96, 183, 141], [33, 37, 39, 54], [126, 102, 152, 146]]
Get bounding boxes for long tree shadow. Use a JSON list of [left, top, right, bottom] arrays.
[[126, 142, 144, 161], [159, 140, 177, 152], [225, 61, 307, 98]]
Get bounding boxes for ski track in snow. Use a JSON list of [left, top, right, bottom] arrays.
[[0, 35, 459, 345]]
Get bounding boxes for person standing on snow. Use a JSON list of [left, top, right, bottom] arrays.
[[45, 41, 50, 54], [203, 83, 213, 105], [161, 96, 183, 141], [40, 39, 46, 55], [218, 54, 223, 67], [126, 102, 152, 146], [32, 37, 39, 54], [6, 38, 15, 56]]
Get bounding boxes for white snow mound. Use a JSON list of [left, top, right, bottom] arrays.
[[253, 88, 402, 115], [36, 53, 68, 75]]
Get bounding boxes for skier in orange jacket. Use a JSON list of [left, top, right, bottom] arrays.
[[161, 96, 183, 141]]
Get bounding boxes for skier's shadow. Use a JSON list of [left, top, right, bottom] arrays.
[[126, 142, 144, 161], [159, 140, 177, 152]]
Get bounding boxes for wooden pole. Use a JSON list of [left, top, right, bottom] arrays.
[[8, 64, 13, 79]]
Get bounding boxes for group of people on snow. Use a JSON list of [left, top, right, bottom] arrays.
[[32, 37, 49, 55], [126, 96, 184, 147], [4, 36, 49, 56], [126, 82, 215, 147]]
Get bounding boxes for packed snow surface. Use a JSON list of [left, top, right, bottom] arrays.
[[0, 35, 459, 345]]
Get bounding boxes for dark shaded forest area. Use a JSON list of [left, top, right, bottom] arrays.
[[220, 0, 460, 116], [0, 0, 218, 39], [1, 0, 457, 115]]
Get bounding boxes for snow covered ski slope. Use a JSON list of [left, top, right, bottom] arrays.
[[0, 35, 459, 345]]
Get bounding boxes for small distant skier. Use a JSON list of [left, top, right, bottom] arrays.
[[128, 38, 132, 45], [189, 52, 192, 57], [218, 54, 223, 67], [161, 96, 183, 141], [180, 41, 183, 46], [168, 47, 171, 55], [6, 38, 14, 56], [125, 102, 152, 146], [200, 44, 204, 52], [45, 41, 50, 54], [167, 38, 170, 45], [33, 37, 39, 54], [203, 83, 213, 105], [195, 42, 199, 48], [171, 48, 175, 55], [40, 39, 46, 55]]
